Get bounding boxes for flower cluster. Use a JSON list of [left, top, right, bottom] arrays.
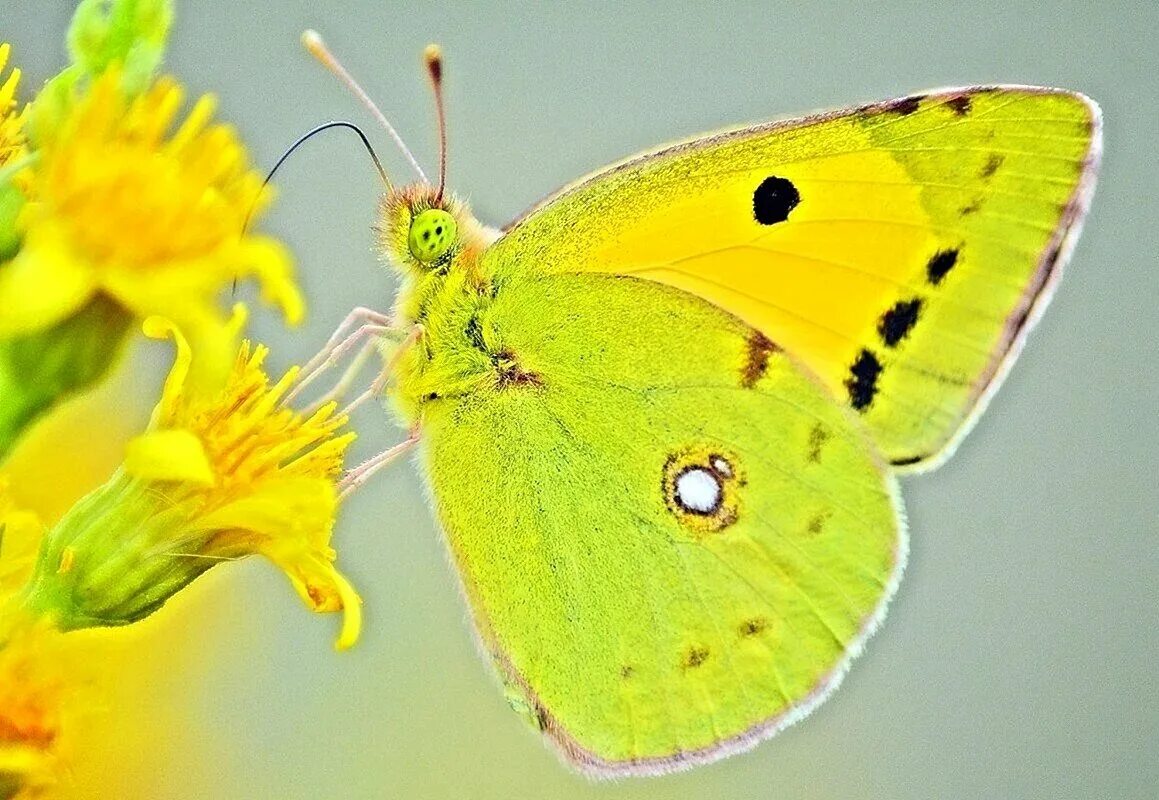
[[0, 0, 303, 459], [0, 44, 23, 170], [19, 316, 361, 648], [0, 2, 376, 795]]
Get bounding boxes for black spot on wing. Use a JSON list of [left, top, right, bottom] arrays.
[[807, 424, 829, 464], [683, 646, 711, 669], [945, 95, 972, 116], [752, 176, 800, 225], [739, 617, 770, 638], [980, 153, 1004, 179], [926, 248, 959, 286], [960, 197, 983, 217], [877, 297, 924, 347], [741, 330, 779, 388], [885, 95, 924, 115], [806, 513, 827, 536], [846, 349, 883, 411]]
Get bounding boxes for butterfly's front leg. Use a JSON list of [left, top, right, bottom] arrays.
[[287, 308, 413, 415], [338, 425, 421, 500], [300, 335, 382, 415], [286, 306, 395, 403], [339, 323, 424, 416]]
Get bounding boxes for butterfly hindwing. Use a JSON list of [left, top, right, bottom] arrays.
[[490, 87, 1100, 468], [420, 272, 902, 775]]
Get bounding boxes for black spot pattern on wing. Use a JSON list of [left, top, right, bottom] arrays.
[[752, 176, 800, 225], [878, 298, 924, 347], [980, 153, 1005, 179], [945, 95, 972, 116], [926, 248, 959, 286], [846, 349, 883, 411], [885, 95, 924, 115], [741, 330, 779, 387], [683, 646, 711, 669]]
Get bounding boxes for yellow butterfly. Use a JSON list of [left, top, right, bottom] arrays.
[[300, 33, 1100, 776]]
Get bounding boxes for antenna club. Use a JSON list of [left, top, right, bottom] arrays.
[[424, 44, 443, 82], [299, 27, 430, 184], [302, 29, 326, 57]]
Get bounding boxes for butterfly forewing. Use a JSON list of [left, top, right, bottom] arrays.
[[493, 87, 1100, 468]]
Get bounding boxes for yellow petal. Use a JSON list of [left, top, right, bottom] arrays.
[[101, 258, 227, 319], [0, 236, 96, 337], [239, 236, 304, 325], [167, 93, 218, 153], [0, 745, 55, 778], [180, 304, 247, 390], [193, 477, 335, 540], [142, 316, 194, 421], [124, 429, 214, 486], [329, 567, 362, 651], [279, 556, 362, 650], [284, 557, 363, 650]]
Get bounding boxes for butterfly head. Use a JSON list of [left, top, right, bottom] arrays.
[[299, 33, 487, 277], [378, 184, 490, 277], [409, 207, 457, 262]]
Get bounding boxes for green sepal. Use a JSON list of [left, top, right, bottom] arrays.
[[25, 66, 79, 150], [0, 296, 133, 461], [67, 0, 174, 94], [18, 471, 212, 631]]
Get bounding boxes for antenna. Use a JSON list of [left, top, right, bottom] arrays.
[[234, 120, 388, 296], [302, 29, 429, 184], [424, 44, 447, 202], [242, 120, 389, 239]]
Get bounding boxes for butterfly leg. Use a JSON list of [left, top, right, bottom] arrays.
[[339, 324, 424, 416], [301, 336, 380, 415], [287, 307, 396, 403], [338, 426, 421, 499], [299, 307, 393, 376]]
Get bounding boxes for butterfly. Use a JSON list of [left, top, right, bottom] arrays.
[[298, 32, 1101, 776]]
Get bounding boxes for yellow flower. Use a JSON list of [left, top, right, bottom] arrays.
[[0, 66, 303, 382], [0, 620, 69, 799], [0, 478, 43, 601], [0, 44, 24, 169], [19, 316, 361, 649]]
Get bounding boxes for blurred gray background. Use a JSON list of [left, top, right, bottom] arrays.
[[6, 1, 1157, 798]]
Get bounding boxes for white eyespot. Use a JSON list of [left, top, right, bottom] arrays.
[[674, 468, 722, 514], [710, 456, 733, 478]]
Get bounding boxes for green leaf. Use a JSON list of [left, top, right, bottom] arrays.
[[0, 180, 25, 262], [0, 295, 133, 461]]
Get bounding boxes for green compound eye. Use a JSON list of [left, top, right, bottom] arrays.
[[408, 209, 458, 263]]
